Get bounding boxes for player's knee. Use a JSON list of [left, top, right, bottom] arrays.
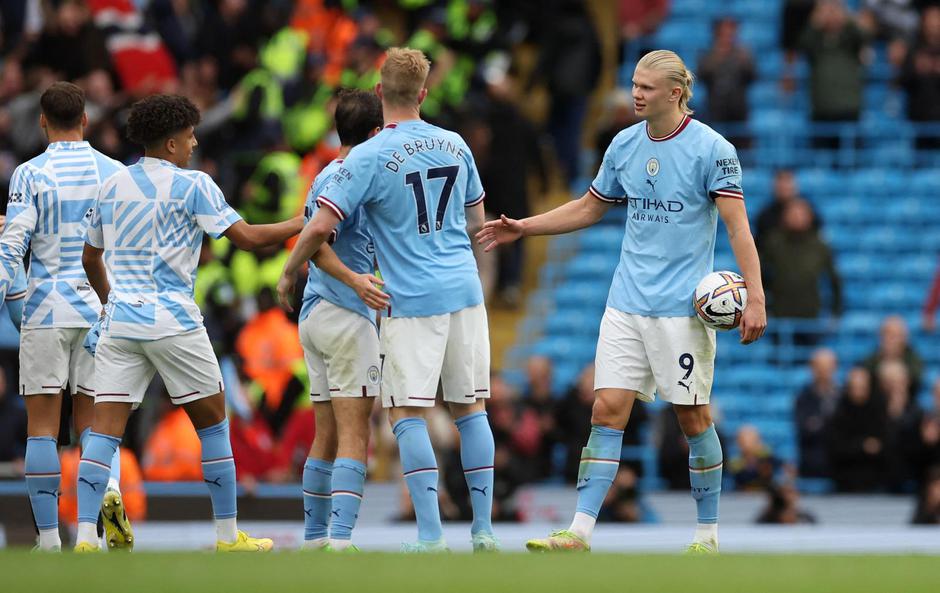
[[674, 404, 712, 436], [591, 397, 626, 429]]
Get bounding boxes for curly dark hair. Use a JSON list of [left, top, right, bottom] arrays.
[[126, 94, 201, 148]]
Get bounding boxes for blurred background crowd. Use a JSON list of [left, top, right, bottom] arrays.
[[1, 0, 939, 529]]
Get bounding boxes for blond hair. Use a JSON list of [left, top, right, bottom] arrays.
[[637, 50, 695, 115], [380, 47, 431, 107]]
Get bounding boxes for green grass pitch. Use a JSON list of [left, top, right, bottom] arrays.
[[3, 551, 940, 593]]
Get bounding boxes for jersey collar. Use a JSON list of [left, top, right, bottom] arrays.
[[138, 156, 178, 168], [646, 114, 691, 142], [46, 141, 90, 152]]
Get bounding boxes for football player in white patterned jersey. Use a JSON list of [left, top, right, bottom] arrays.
[[74, 94, 302, 553], [0, 82, 127, 551], [479, 50, 767, 554]]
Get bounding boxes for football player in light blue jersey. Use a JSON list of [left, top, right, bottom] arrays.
[[0, 82, 129, 551], [279, 48, 498, 553], [76, 94, 302, 553], [279, 89, 389, 552], [479, 50, 767, 554]]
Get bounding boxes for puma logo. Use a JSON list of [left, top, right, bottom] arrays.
[[677, 380, 691, 393], [470, 486, 488, 496], [426, 486, 438, 493], [37, 489, 59, 498], [646, 179, 657, 192], [331, 510, 341, 517], [204, 477, 223, 488], [78, 477, 100, 492]]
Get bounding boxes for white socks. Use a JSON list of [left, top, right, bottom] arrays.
[[38, 528, 61, 550], [329, 539, 353, 551], [302, 537, 328, 550], [568, 512, 597, 544], [216, 518, 238, 543], [107, 477, 121, 493], [693, 523, 718, 546], [76, 522, 98, 546]]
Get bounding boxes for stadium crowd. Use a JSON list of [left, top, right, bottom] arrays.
[[0, 0, 939, 528]]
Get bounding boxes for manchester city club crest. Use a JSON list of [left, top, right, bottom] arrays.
[[368, 365, 380, 385], [646, 157, 660, 177]]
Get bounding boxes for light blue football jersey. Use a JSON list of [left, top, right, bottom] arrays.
[[0, 141, 125, 328], [84, 157, 243, 340], [299, 158, 376, 323], [590, 115, 744, 317], [317, 120, 485, 318]]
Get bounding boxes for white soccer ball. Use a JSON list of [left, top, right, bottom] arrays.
[[693, 271, 748, 331]]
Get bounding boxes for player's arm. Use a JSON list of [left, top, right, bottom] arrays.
[[277, 207, 341, 311], [223, 217, 304, 251], [0, 167, 37, 301], [82, 243, 110, 306], [465, 201, 485, 235], [476, 192, 611, 252], [717, 197, 767, 344], [309, 243, 389, 311]]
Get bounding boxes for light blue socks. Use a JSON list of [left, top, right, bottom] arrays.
[[574, 425, 623, 519], [25, 436, 61, 547], [330, 458, 366, 542], [81, 427, 120, 490], [77, 433, 120, 525], [687, 424, 723, 524], [302, 458, 333, 542], [393, 417, 443, 543], [455, 412, 495, 535]]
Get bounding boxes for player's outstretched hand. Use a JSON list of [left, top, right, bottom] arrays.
[[277, 272, 296, 313], [476, 215, 524, 252], [739, 301, 767, 345], [352, 273, 390, 310]]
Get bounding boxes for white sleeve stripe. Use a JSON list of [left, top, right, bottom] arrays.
[[465, 192, 485, 207], [713, 189, 744, 200], [589, 185, 625, 203], [316, 197, 346, 220]]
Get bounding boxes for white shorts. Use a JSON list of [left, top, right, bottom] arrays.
[[19, 327, 96, 397], [94, 328, 223, 406], [380, 303, 490, 409], [299, 300, 380, 402], [594, 308, 716, 405]]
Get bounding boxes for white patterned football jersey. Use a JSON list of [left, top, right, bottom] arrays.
[[0, 141, 124, 328], [84, 157, 242, 340]]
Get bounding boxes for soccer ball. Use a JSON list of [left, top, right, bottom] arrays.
[[693, 271, 748, 331]]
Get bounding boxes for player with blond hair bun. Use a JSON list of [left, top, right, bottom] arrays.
[[279, 47, 499, 553], [478, 50, 767, 553]]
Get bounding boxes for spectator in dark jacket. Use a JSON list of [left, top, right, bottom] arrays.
[[878, 360, 922, 492], [754, 170, 821, 247], [911, 465, 940, 524], [756, 482, 817, 524], [900, 6, 940, 148], [862, 315, 924, 397], [798, 0, 872, 147], [828, 367, 889, 492], [699, 18, 756, 124], [479, 71, 546, 306], [531, 0, 601, 184], [795, 348, 840, 477], [760, 199, 842, 325], [27, 0, 112, 81], [729, 425, 782, 492]]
